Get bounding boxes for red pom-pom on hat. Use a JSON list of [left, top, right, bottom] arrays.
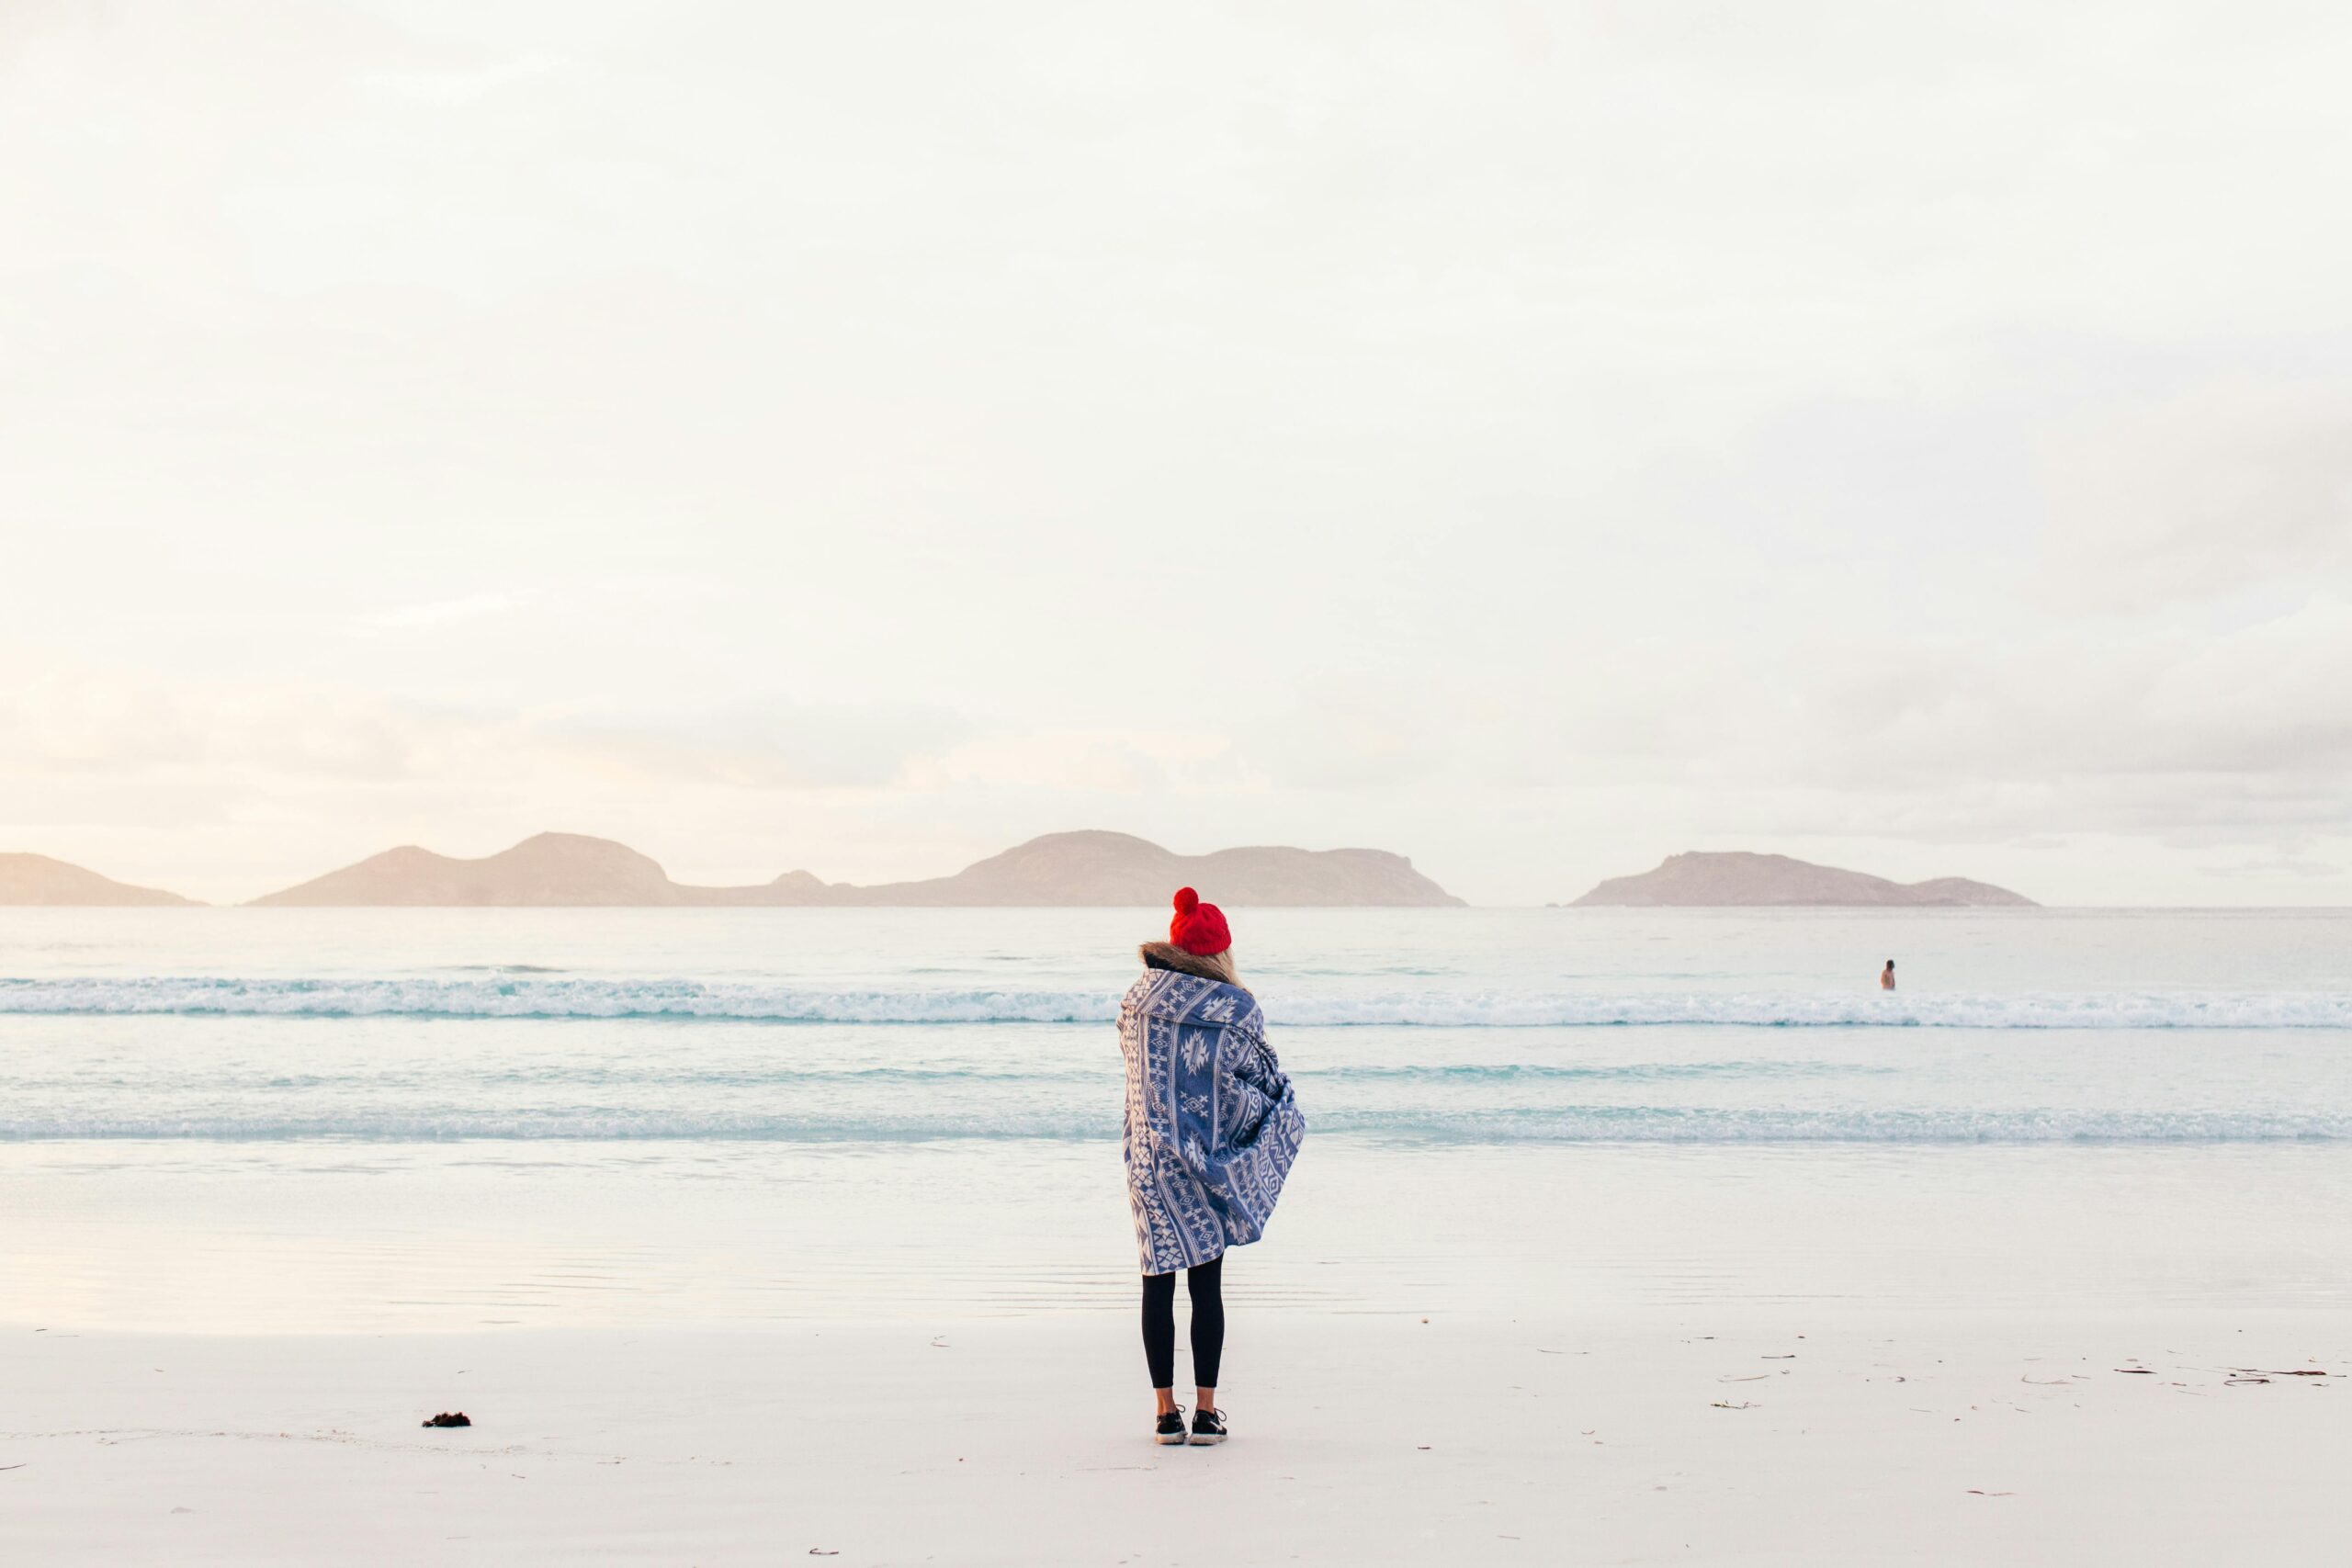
[[1169, 886, 1231, 956]]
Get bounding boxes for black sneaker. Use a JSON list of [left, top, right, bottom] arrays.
[[1189, 1406, 1228, 1446], [1154, 1406, 1187, 1445]]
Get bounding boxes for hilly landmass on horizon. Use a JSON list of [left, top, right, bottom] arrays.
[[0, 852, 200, 907], [1569, 852, 2034, 908], [247, 830, 1466, 908]]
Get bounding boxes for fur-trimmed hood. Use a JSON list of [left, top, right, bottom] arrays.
[[1138, 941, 1238, 987]]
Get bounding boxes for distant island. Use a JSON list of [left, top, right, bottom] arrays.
[[1567, 851, 2034, 908], [0, 852, 200, 907], [250, 829, 1465, 908]]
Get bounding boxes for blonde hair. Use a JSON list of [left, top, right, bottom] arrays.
[[1138, 941, 1247, 993]]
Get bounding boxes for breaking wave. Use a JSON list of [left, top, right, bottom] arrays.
[[2, 1105, 2346, 1144], [5, 976, 2351, 1030]]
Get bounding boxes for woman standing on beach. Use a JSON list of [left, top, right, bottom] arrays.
[[1119, 887, 1306, 1446]]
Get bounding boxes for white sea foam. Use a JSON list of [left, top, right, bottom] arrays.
[[3, 1105, 2346, 1143], [4, 976, 2351, 1029]]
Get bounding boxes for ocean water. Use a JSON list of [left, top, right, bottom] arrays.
[[6, 906, 2351, 1329]]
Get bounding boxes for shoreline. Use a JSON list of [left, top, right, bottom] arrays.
[[10, 1140, 2351, 1335]]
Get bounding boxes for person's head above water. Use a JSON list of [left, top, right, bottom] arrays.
[[1169, 886, 1232, 957]]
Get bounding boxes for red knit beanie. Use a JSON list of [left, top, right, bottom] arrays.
[[1169, 886, 1231, 956]]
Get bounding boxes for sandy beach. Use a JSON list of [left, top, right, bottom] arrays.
[[7, 908, 2350, 1562], [7, 1309, 2342, 1565]]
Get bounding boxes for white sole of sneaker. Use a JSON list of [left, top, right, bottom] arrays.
[[1155, 1432, 1187, 1446], [1188, 1433, 1227, 1446]]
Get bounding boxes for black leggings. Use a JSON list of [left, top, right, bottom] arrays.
[[1140, 1258, 1225, 1391]]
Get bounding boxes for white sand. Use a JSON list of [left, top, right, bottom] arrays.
[[6, 1309, 2341, 1565]]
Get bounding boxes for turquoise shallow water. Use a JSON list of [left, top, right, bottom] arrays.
[[4, 907, 2349, 1144], [5, 907, 2350, 1329]]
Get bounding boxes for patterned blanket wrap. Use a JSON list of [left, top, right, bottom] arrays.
[[1118, 968, 1306, 1274]]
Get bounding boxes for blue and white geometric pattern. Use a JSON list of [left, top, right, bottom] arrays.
[[1119, 969, 1306, 1274]]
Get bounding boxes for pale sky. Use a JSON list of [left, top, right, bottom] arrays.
[[6, 1, 2351, 906]]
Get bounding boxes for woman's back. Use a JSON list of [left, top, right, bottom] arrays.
[[1120, 887, 1306, 1444], [1119, 958, 1305, 1274]]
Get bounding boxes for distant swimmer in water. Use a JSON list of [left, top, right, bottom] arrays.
[[1880, 960, 1896, 991]]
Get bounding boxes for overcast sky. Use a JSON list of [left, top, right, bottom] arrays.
[[6, 1, 2351, 905]]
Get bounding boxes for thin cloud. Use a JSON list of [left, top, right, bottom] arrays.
[[348, 590, 543, 636]]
